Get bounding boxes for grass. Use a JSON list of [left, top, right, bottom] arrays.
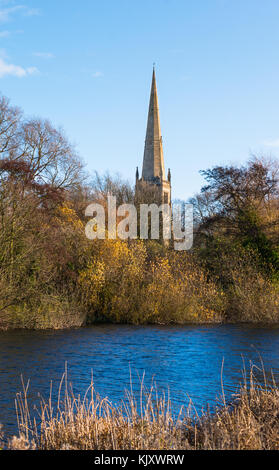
[[4, 363, 279, 450]]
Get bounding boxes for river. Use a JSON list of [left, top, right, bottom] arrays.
[[1, 324, 279, 438]]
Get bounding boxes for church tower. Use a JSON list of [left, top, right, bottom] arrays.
[[136, 67, 171, 206]]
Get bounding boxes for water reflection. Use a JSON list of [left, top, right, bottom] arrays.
[[1, 324, 279, 436]]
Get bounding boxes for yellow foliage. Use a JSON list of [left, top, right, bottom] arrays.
[[57, 203, 84, 231], [77, 239, 225, 325]]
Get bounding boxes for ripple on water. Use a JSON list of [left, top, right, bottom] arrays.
[[1, 324, 279, 436]]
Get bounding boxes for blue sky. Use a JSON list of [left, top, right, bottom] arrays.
[[1, 0, 279, 199]]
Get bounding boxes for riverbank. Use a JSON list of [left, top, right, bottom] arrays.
[[3, 320, 279, 332], [2, 311, 279, 331], [3, 236, 279, 331], [4, 365, 279, 450]]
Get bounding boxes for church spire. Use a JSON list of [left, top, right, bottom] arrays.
[[142, 67, 166, 181]]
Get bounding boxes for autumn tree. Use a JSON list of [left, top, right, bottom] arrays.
[[192, 157, 279, 280], [0, 94, 86, 327]]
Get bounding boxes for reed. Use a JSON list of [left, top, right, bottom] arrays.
[[7, 364, 279, 450]]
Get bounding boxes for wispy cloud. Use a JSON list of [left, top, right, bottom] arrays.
[[263, 139, 279, 148], [0, 57, 38, 78], [0, 28, 23, 37], [0, 5, 23, 23], [0, 4, 41, 23], [0, 29, 9, 36], [92, 71, 103, 78], [180, 75, 190, 82], [33, 52, 54, 59], [23, 7, 40, 17]]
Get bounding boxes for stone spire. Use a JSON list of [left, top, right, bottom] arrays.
[[142, 67, 166, 182], [136, 67, 171, 211]]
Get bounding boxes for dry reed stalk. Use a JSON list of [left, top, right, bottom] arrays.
[[6, 363, 279, 450]]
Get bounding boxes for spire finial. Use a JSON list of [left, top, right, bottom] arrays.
[[168, 168, 171, 182]]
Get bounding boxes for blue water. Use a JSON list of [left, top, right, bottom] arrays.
[[1, 324, 279, 437]]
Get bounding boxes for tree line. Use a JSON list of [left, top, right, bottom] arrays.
[[0, 93, 279, 329]]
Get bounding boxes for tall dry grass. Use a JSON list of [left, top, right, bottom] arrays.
[[6, 364, 279, 450]]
